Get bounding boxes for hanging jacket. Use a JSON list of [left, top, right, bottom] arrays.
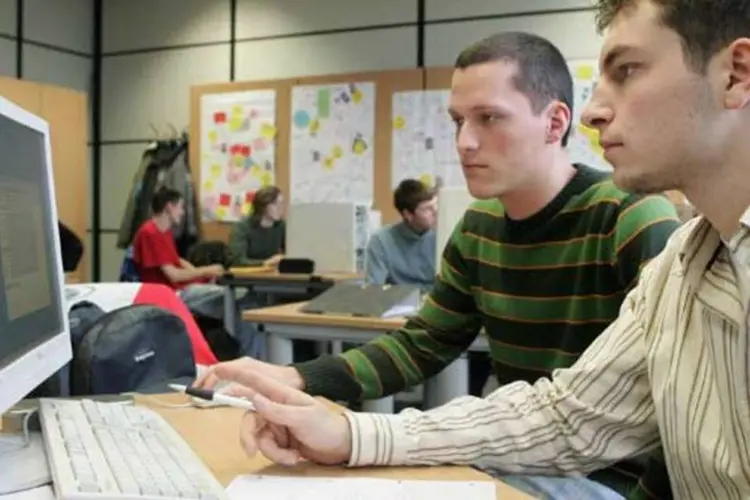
[[117, 137, 201, 254]]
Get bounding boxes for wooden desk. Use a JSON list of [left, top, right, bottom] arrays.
[[243, 301, 489, 412], [221, 269, 362, 337], [227, 266, 274, 278], [243, 301, 405, 331], [137, 393, 533, 499]]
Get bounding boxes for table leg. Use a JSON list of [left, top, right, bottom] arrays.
[[223, 286, 236, 337], [267, 334, 294, 365], [423, 356, 469, 409], [329, 341, 343, 355], [362, 397, 394, 413]]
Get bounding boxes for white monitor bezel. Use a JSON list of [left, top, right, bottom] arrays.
[[0, 96, 72, 415]]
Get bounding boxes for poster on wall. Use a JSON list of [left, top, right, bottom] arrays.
[[199, 89, 277, 222], [391, 89, 462, 189], [567, 60, 612, 172], [289, 82, 375, 204]]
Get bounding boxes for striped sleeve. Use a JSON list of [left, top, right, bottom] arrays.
[[343, 256, 661, 472], [294, 214, 482, 401], [613, 194, 680, 290]]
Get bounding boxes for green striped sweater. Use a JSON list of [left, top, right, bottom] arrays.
[[295, 165, 680, 497]]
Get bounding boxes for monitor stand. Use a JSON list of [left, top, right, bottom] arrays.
[[0, 432, 51, 494]]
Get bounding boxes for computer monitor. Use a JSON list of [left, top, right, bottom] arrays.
[[0, 96, 71, 415]]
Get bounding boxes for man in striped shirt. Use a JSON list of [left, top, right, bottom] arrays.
[[199, 33, 682, 499]]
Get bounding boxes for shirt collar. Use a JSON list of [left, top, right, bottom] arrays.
[[679, 206, 750, 270]]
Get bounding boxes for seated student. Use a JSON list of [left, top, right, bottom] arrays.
[[365, 179, 437, 291], [228, 186, 286, 267], [197, 31, 682, 499], [132, 187, 224, 289]]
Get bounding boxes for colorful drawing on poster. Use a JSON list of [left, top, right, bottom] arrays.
[[390, 89, 463, 189], [289, 82, 375, 204], [567, 60, 612, 171], [199, 89, 277, 221]]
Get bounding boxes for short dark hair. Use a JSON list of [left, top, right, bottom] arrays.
[[594, 0, 750, 72], [151, 187, 182, 214], [394, 179, 436, 214], [251, 186, 282, 216], [455, 32, 574, 146]]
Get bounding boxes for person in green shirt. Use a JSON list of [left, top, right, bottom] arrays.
[[198, 32, 680, 499], [228, 185, 286, 267]]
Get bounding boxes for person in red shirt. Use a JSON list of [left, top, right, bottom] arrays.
[[132, 187, 224, 288]]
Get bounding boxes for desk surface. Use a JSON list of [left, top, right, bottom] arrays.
[[242, 301, 406, 331], [228, 267, 362, 282], [138, 393, 533, 499]]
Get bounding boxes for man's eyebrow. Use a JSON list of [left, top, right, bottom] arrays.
[[601, 45, 632, 72]]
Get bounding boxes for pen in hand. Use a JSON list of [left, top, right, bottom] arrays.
[[169, 383, 256, 411]]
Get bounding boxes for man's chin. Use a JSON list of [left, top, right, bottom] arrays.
[[612, 168, 671, 195]]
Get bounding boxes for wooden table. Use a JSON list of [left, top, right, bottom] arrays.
[[220, 268, 362, 336], [137, 393, 534, 499], [242, 301, 489, 412]]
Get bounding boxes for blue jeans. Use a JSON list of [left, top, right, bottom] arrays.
[[500, 475, 625, 499], [178, 284, 266, 359]]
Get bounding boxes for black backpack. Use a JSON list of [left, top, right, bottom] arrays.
[[186, 240, 233, 268], [70, 304, 196, 396], [27, 301, 107, 399]]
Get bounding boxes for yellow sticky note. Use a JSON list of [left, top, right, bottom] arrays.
[[216, 206, 227, 219], [393, 116, 405, 130], [210, 163, 221, 178], [207, 130, 218, 143], [309, 118, 320, 134], [575, 64, 594, 81], [353, 138, 367, 156], [323, 157, 334, 170], [242, 203, 252, 215], [250, 165, 262, 178], [231, 105, 243, 116], [261, 171, 273, 186], [419, 173, 433, 187], [202, 180, 214, 192], [332, 145, 343, 159], [229, 116, 243, 132], [578, 125, 604, 155], [260, 123, 277, 140], [352, 89, 363, 103], [232, 155, 244, 167]]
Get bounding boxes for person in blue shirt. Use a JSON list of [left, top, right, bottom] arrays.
[[365, 179, 437, 292]]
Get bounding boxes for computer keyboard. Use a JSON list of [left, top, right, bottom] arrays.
[[38, 398, 228, 499]]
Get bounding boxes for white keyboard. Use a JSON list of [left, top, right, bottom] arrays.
[[37, 398, 228, 500]]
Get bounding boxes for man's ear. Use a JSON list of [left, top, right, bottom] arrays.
[[724, 38, 750, 109], [546, 101, 571, 144]]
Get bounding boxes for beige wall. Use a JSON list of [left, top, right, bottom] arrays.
[[96, 0, 602, 280], [0, 0, 93, 276]]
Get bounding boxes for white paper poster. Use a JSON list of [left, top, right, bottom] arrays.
[[391, 90, 463, 189], [290, 82, 375, 204], [567, 60, 613, 171], [199, 89, 277, 222]]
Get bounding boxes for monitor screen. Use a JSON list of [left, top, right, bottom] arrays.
[[0, 100, 69, 414]]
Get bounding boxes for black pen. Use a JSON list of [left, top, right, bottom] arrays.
[[169, 384, 256, 411]]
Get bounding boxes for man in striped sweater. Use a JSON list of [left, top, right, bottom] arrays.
[[199, 32, 680, 499]]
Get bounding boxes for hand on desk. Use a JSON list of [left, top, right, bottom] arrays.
[[214, 366, 352, 467], [194, 356, 305, 392], [263, 253, 284, 268]]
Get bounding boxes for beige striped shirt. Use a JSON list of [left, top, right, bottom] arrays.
[[344, 214, 750, 499]]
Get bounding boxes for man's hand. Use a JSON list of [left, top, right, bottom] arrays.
[[217, 367, 352, 466], [263, 254, 284, 268], [200, 264, 225, 278], [194, 357, 305, 392]]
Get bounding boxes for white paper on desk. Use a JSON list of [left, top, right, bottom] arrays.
[[0, 485, 54, 500], [226, 475, 495, 499]]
